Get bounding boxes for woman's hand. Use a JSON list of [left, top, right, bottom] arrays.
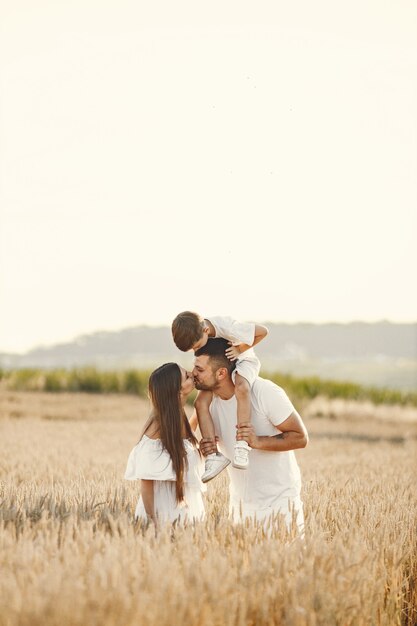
[[225, 342, 242, 361]]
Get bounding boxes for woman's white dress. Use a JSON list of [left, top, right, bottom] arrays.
[[124, 435, 206, 524]]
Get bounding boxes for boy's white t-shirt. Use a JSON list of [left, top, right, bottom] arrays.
[[206, 315, 255, 346], [210, 377, 302, 515], [206, 315, 260, 384]]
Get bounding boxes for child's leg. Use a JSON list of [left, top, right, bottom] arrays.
[[194, 390, 216, 443], [233, 373, 252, 469], [234, 373, 252, 428], [195, 390, 230, 483]]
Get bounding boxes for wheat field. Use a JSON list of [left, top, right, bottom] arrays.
[[1, 391, 416, 626]]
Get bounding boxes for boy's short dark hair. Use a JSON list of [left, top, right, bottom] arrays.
[[172, 311, 204, 351], [194, 338, 236, 376]]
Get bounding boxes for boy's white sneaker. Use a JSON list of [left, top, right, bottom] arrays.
[[232, 441, 251, 469], [201, 453, 230, 483]]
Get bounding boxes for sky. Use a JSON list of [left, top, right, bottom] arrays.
[[1, 1, 416, 353]]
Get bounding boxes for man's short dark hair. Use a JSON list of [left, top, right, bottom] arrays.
[[194, 338, 236, 376]]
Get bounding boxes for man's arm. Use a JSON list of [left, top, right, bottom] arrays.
[[237, 410, 309, 451]]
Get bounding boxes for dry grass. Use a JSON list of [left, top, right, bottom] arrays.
[[1, 392, 416, 626]]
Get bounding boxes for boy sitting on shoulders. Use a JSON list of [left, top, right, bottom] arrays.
[[172, 311, 268, 482]]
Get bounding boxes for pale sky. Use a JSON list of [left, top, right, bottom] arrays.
[[1, 1, 416, 353]]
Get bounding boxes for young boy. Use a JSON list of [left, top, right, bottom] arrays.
[[171, 312, 268, 482]]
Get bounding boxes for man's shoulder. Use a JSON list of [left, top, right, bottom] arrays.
[[248, 377, 296, 425], [251, 377, 292, 412], [251, 376, 284, 395]]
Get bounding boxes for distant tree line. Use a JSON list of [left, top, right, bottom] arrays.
[[0, 367, 416, 407]]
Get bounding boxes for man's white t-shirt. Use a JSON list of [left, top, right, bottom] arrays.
[[210, 377, 303, 519]]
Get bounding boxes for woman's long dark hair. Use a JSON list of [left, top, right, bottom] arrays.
[[144, 363, 198, 504]]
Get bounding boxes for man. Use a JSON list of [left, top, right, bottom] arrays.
[[193, 338, 308, 531]]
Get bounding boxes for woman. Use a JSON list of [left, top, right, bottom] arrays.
[[124, 363, 205, 526]]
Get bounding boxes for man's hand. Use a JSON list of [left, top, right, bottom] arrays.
[[236, 412, 309, 452], [225, 342, 242, 361], [199, 437, 217, 457], [236, 423, 259, 449]]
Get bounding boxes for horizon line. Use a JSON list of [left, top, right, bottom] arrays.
[[1, 318, 416, 356]]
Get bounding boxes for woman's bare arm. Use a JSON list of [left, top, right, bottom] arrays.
[[140, 479, 156, 524]]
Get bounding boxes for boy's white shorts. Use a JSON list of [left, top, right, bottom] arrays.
[[232, 349, 261, 386]]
